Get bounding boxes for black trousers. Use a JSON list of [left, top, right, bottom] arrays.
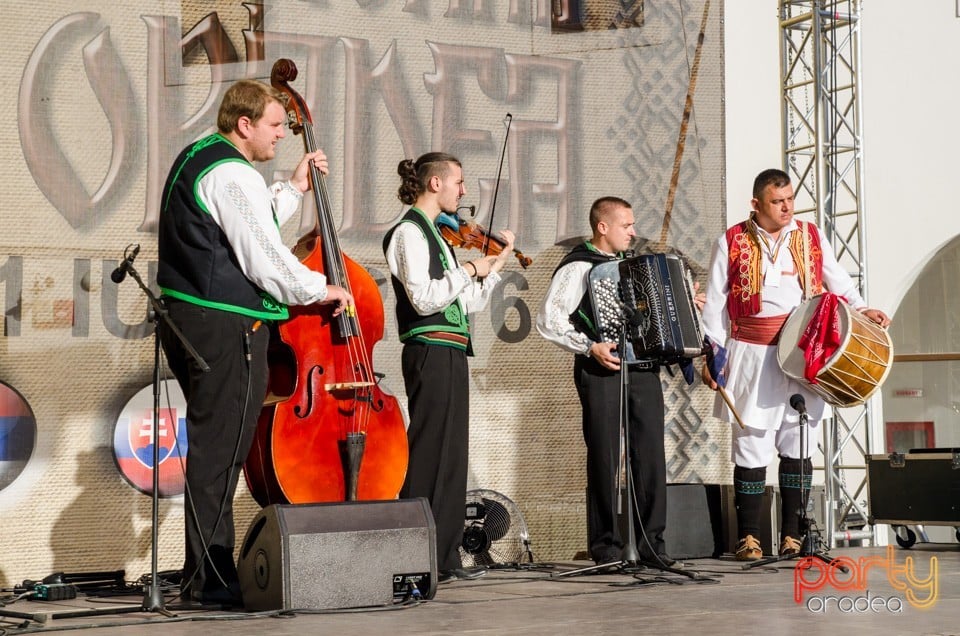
[[574, 356, 666, 561], [160, 301, 269, 598], [399, 343, 469, 572]]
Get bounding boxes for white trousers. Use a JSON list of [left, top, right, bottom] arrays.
[[732, 416, 819, 468]]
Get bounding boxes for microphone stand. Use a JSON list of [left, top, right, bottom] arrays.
[[555, 317, 701, 581], [121, 261, 209, 613], [0, 257, 210, 627], [554, 322, 639, 578], [743, 396, 842, 571]]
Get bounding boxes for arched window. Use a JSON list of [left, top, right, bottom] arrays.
[[882, 237, 960, 453]]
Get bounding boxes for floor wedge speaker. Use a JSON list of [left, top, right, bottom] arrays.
[[238, 498, 437, 610], [664, 484, 724, 559]]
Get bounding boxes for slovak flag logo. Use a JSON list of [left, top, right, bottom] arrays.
[[112, 382, 188, 497], [128, 407, 179, 467]]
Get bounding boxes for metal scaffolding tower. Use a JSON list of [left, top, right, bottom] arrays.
[[778, 0, 876, 548]]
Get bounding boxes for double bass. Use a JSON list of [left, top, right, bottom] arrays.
[[244, 59, 408, 504]]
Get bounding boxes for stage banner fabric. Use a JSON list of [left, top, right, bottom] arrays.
[[0, 0, 728, 582]]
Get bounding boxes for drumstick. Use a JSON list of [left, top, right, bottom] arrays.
[[701, 360, 747, 429], [717, 385, 747, 430]]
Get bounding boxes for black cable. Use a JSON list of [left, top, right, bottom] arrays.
[[165, 324, 255, 602]]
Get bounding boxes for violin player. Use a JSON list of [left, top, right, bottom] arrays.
[[536, 196, 677, 569], [382, 152, 514, 583], [157, 79, 352, 607]]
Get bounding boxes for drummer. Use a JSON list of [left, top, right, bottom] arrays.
[[700, 168, 890, 561]]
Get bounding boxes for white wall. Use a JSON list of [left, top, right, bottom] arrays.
[[723, 2, 782, 223], [724, 0, 960, 312]]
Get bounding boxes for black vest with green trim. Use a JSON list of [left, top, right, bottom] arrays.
[[382, 208, 471, 352], [555, 241, 624, 343], [157, 133, 288, 321]]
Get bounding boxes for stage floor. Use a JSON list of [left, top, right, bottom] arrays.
[[1, 544, 956, 635]]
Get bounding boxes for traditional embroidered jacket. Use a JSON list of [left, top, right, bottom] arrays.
[[725, 219, 824, 320]]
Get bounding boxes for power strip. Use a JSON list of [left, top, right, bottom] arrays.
[[30, 583, 78, 601]]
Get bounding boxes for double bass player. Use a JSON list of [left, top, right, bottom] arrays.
[[157, 79, 351, 606]]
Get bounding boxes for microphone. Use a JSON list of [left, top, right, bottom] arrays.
[[111, 244, 141, 284], [456, 204, 476, 217], [789, 393, 806, 414]]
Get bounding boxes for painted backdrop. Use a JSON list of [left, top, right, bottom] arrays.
[[0, 0, 726, 584]]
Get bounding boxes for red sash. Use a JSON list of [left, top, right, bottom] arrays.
[[731, 314, 789, 346]]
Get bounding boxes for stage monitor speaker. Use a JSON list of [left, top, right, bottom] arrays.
[[601, 484, 725, 559], [663, 484, 724, 558], [237, 498, 437, 611]]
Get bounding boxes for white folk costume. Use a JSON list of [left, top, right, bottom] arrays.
[[700, 217, 866, 552]]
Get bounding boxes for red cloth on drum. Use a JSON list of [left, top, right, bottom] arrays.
[[797, 293, 843, 383]]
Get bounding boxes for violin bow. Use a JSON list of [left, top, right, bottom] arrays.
[[482, 113, 513, 254]]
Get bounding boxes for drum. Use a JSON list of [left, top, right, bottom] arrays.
[[777, 297, 893, 407]]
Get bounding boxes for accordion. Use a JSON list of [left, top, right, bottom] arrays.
[[588, 253, 707, 363]]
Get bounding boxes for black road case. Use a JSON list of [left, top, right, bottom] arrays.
[[866, 449, 960, 541]]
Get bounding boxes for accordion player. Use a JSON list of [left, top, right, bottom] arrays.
[[588, 253, 707, 364]]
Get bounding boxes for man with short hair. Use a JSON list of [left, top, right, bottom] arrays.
[[158, 79, 352, 605], [537, 197, 672, 568], [700, 168, 889, 560]]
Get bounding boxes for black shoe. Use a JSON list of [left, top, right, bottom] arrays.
[[438, 567, 487, 583], [592, 557, 621, 569], [438, 570, 456, 583], [182, 581, 244, 608], [639, 553, 683, 569], [591, 548, 623, 567]]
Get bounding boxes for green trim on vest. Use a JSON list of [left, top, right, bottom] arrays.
[[385, 207, 470, 342], [194, 156, 251, 215], [161, 287, 289, 321]]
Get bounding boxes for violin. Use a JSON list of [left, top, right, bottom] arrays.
[[436, 211, 532, 269], [435, 113, 532, 270]]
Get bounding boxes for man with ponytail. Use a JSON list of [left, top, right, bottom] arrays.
[[383, 152, 515, 582]]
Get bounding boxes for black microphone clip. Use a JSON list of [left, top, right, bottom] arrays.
[[616, 279, 644, 328], [111, 244, 141, 284], [789, 393, 807, 414]]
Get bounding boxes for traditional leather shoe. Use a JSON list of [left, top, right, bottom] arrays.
[[735, 535, 762, 561], [780, 535, 802, 556]]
